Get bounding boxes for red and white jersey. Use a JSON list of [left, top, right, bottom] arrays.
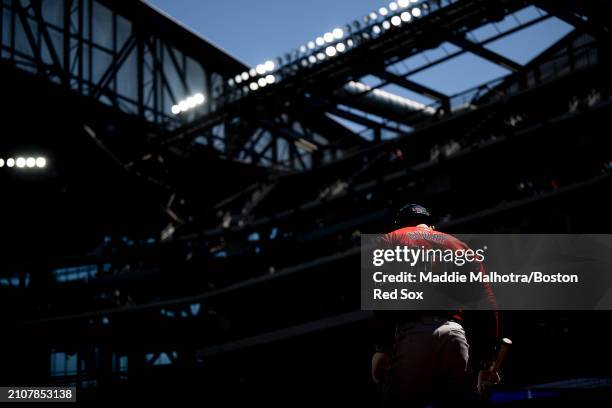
[[382, 225, 500, 339]]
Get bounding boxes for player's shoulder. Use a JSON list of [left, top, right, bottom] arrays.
[[385, 226, 468, 249]]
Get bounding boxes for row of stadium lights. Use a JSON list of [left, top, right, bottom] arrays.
[[230, 60, 277, 92], [225, 0, 423, 94], [0, 156, 47, 169], [171, 93, 206, 115], [168, 1, 425, 113]]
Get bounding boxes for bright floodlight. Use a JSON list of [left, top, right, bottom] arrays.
[[308, 41, 315, 49], [382, 20, 391, 30], [179, 100, 190, 112], [258, 78, 267, 87], [411, 7, 421, 17], [410, 0, 419, 3], [391, 16, 402, 26], [317, 52, 325, 61], [401, 11, 411, 21], [36, 157, 46, 168], [241, 72, 249, 81], [0, 158, 4, 167], [325, 46, 337, 57], [7, 158, 15, 167], [347, 38, 354, 47], [369, 12, 378, 20], [171, 105, 181, 115], [324, 32, 334, 43], [16, 157, 26, 168], [379, 7, 388, 16], [389, 2, 398, 11], [308, 55, 317, 64], [249, 82, 259, 91], [373, 25, 381, 34], [26, 157, 36, 168], [256, 64, 266, 75], [316, 36, 325, 46], [300, 45, 307, 53], [235, 74, 242, 82], [332, 28, 344, 39], [264, 60, 275, 71], [193, 93, 205, 104], [398, 0, 409, 7], [265, 74, 276, 85], [186, 96, 197, 109], [249, 68, 257, 77], [336, 43, 346, 52]]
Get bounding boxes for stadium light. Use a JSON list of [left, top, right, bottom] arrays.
[[1, 156, 46, 169], [171, 93, 206, 115], [193, 93, 205, 104], [265, 74, 276, 85], [220, 0, 431, 97]]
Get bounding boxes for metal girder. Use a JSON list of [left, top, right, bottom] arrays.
[[1, 0, 240, 127], [156, 0, 529, 153], [404, 14, 551, 77], [31, 0, 65, 83], [92, 35, 137, 100], [533, 0, 612, 40], [375, 69, 450, 111], [13, 1, 46, 73], [449, 35, 523, 72]]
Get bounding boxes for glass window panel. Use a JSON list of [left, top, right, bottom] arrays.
[[92, 1, 112, 50]]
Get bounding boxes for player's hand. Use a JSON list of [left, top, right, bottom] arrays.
[[372, 352, 390, 384], [477, 367, 501, 399]]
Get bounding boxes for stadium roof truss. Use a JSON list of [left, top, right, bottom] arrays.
[[131, 0, 611, 174], [2, 0, 611, 175]]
